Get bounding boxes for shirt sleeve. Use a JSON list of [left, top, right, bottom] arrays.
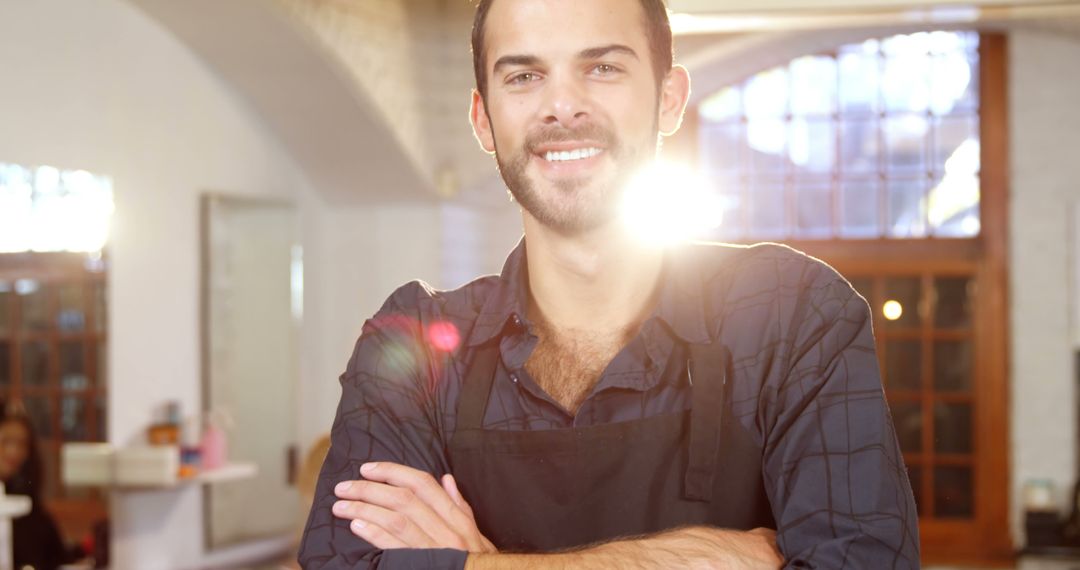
[[762, 268, 921, 569], [298, 290, 467, 570]]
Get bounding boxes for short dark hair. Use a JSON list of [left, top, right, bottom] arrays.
[[0, 401, 44, 500], [470, 0, 673, 98]]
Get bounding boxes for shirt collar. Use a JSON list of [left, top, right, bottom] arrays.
[[465, 237, 530, 348], [652, 242, 712, 346], [465, 238, 714, 348]]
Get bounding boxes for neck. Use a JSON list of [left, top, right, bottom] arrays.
[[522, 214, 663, 337]]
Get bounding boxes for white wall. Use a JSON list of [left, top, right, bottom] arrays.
[[0, 0, 321, 567], [1009, 29, 1080, 540]]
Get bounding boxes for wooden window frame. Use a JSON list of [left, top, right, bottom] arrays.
[[673, 32, 1012, 565]]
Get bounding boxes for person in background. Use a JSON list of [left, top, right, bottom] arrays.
[[0, 402, 71, 570]]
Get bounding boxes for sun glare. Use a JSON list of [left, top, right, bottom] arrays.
[[620, 161, 722, 246]]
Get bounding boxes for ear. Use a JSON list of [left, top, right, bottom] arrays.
[[469, 89, 497, 154], [657, 65, 691, 137]]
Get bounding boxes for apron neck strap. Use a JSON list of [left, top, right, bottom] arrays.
[[457, 342, 501, 431], [684, 342, 729, 502]]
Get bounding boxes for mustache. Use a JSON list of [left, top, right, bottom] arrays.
[[524, 124, 617, 153]]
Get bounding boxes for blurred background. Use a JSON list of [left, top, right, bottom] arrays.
[[0, 0, 1078, 568]]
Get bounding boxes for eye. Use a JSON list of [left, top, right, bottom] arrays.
[[592, 63, 621, 76], [507, 72, 540, 85]]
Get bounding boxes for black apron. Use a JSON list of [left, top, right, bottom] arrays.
[[447, 340, 775, 552]]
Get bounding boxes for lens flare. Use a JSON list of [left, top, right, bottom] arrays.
[[427, 321, 461, 353], [883, 300, 904, 321], [620, 161, 722, 246]]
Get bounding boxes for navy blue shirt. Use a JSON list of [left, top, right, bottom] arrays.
[[298, 240, 920, 569]]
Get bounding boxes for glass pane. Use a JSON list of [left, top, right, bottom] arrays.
[[97, 340, 108, 389], [882, 35, 931, 113], [884, 115, 929, 175], [934, 402, 973, 454], [790, 55, 837, 116], [57, 283, 86, 332], [886, 340, 922, 391], [61, 395, 89, 441], [887, 179, 928, 238], [929, 174, 980, 237], [883, 276, 923, 329], [931, 52, 978, 115], [22, 341, 50, 386], [25, 396, 53, 438], [747, 183, 786, 239], [0, 341, 10, 388], [96, 394, 106, 441], [744, 68, 789, 118], [92, 281, 106, 334], [19, 280, 50, 332], [934, 276, 974, 328], [789, 119, 835, 174], [794, 184, 832, 238], [908, 465, 924, 514], [0, 285, 11, 334], [701, 123, 747, 174], [840, 180, 880, 238], [748, 119, 788, 174], [699, 87, 742, 123], [934, 340, 973, 392], [890, 399, 923, 453], [838, 43, 879, 116], [933, 116, 979, 175], [59, 341, 89, 391], [839, 120, 879, 174], [934, 466, 974, 518]]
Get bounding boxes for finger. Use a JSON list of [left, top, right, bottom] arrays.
[[335, 500, 438, 548], [442, 474, 477, 520], [341, 479, 468, 548], [347, 518, 409, 550], [360, 463, 474, 531]]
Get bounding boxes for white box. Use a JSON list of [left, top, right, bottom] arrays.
[[61, 443, 114, 487], [115, 446, 179, 487]]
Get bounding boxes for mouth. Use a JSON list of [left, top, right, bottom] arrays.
[[540, 147, 605, 163]]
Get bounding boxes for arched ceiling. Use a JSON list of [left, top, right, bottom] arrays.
[[125, 0, 437, 204], [127, 0, 1080, 205]]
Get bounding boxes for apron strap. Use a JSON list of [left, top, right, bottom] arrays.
[[684, 342, 729, 502], [457, 342, 502, 432]]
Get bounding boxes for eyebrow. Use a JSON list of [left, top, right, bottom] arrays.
[[491, 44, 640, 74]]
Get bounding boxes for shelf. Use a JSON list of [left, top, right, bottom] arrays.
[[192, 463, 258, 484], [0, 495, 31, 519]]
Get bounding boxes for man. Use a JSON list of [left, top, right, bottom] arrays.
[[299, 0, 920, 568]]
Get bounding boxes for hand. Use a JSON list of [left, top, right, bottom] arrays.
[[332, 461, 497, 553]]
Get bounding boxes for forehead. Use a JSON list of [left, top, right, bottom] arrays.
[[484, 0, 649, 64]]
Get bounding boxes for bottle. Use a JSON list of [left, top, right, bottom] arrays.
[[201, 412, 228, 471]]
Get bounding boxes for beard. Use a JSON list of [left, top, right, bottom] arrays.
[[493, 120, 654, 235]]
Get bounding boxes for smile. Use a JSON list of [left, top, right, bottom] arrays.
[[543, 148, 604, 162]]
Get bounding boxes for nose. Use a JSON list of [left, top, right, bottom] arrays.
[[541, 72, 591, 128]]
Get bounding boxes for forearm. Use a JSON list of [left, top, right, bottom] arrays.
[[465, 526, 781, 570]]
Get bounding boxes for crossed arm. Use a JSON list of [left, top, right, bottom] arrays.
[[330, 461, 783, 570]]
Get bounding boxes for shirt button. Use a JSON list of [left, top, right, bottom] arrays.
[[511, 314, 522, 327], [509, 373, 519, 384]]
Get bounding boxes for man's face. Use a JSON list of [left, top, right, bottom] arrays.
[[470, 0, 687, 235]]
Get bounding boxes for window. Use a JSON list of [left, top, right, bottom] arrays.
[[0, 162, 112, 542], [698, 31, 981, 241], [691, 32, 1011, 564]]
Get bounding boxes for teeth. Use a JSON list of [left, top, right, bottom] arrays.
[[544, 148, 602, 162]]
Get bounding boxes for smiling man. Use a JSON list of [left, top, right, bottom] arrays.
[[298, 0, 920, 568]]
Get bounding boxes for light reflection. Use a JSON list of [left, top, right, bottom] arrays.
[[0, 162, 114, 253], [620, 162, 723, 246], [883, 300, 904, 321], [427, 321, 460, 353]]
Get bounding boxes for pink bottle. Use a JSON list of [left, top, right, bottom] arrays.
[[200, 417, 228, 471]]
